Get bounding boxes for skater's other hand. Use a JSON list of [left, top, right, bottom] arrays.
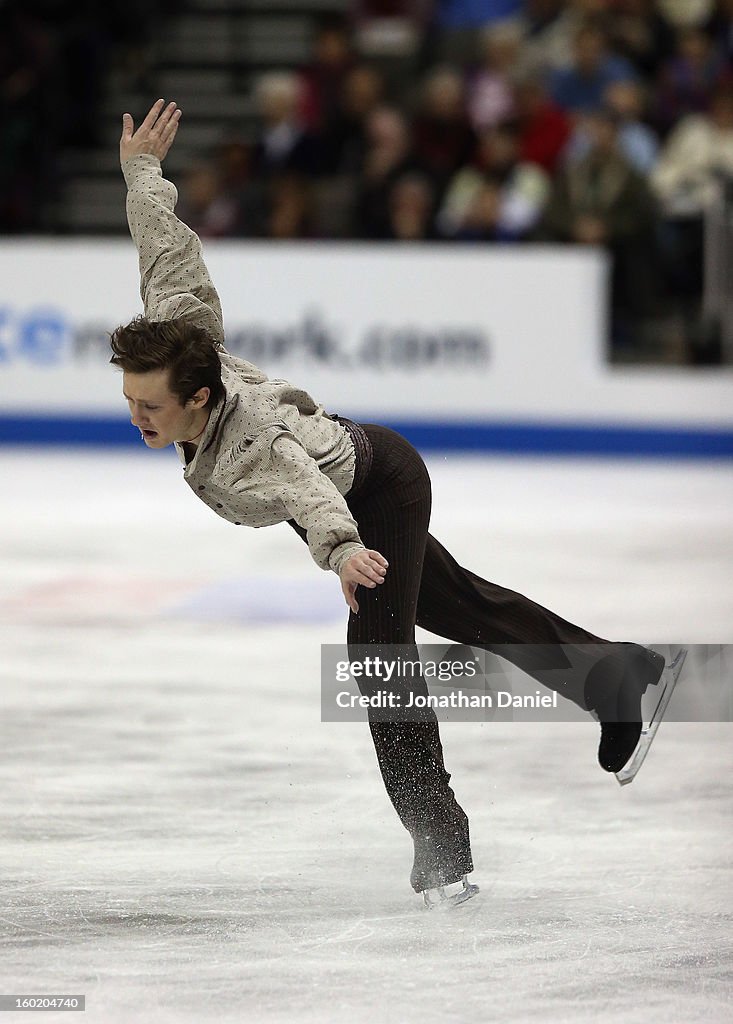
[[120, 99, 182, 165], [340, 550, 389, 613]]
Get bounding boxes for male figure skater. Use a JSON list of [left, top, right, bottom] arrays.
[[113, 100, 669, 908]]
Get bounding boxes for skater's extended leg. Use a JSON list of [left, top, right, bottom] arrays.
[[415, 533, 614, 708], [415, 534, 665, 769]]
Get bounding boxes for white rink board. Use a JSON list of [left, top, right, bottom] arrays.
[[0, 241, 732, 427]]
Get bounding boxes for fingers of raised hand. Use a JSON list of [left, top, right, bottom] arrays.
[[162, 108, 182, 140], [156, 109, 181, 157], [122, 100, 181, 160], [151, 101, 180, 139], [140, 98, 166, 133]]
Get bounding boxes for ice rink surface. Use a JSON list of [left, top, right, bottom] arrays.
[[1, 449, 731, 1024]]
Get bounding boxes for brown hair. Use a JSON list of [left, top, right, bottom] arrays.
[[109, 317, 225, 410]]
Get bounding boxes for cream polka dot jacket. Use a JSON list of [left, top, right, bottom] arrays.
[[122, 154, 365, 575]]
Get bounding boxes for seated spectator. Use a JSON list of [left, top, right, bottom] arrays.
[[252, 72, 322, 179], [385, 172, 437, 240], [465, 18, 525, 132], [542, 107, 655, 241], [652, 84, 733, 216], [514, 73, 572, 171], [213, 139, 268, 237], [412, 66, 477, 185], [437, 120, 550, 238], [564, 82, 660, 175], [354, 105, 419, 237], [606, 0, 675, 79], [299, 14, 355, 133], [541, 108, 660, 345], [603, 79, 659, 173], [451, 175, 513, 240], [654, 27, 727, 135], [318, 63, 385, 175], [176, 163, 243, 238], [549, 22, 637, 114]]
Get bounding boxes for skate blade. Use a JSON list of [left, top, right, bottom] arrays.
[[423, 881, 480, 910], [615, 647, 688, 787]]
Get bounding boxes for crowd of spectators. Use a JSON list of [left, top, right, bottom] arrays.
[[4, 0, 733, 358], [178, 1, 733, 357]]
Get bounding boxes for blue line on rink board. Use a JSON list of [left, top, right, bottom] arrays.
[[388, 420, 733, 458], [0, 415, 732, 458]]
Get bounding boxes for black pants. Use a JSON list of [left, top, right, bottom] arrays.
[[292, 424, 624, 891]]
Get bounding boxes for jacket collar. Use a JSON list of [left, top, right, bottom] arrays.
[[175, 390, 236, 471]]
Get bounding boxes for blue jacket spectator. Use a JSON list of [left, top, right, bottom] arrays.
[[550, 23, 637, 114]]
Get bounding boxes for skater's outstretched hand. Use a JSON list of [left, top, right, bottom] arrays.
[[340, 550, 389, 614], [120, 99, 182, 165]]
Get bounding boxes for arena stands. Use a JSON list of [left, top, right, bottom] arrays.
[[3, 0, 733, 363]]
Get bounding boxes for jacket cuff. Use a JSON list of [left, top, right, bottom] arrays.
[[328, 541, 367, 576], [122, 153, 162, 190]]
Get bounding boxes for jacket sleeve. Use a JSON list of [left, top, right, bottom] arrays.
[[122, 153, 226, 345], [214, 424, 366, 574], [269, 432, 366, 574]]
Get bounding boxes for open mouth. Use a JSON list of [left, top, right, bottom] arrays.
[[141, 429, 158, 439]]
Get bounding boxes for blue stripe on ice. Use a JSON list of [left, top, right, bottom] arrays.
[[164, 576, 344, 624], [0, 415, 732, 458]]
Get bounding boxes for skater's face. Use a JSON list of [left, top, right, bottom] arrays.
[[123, 369, 210, 449]]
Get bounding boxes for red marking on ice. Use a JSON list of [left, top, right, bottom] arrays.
[[4, 575, 204, 624]]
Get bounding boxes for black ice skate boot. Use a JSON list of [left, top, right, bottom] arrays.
[[585, 645, 666, 774], [410, 811, 475, 905]]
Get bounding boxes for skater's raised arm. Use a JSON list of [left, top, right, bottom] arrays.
[[119, 99, 225, 345]]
